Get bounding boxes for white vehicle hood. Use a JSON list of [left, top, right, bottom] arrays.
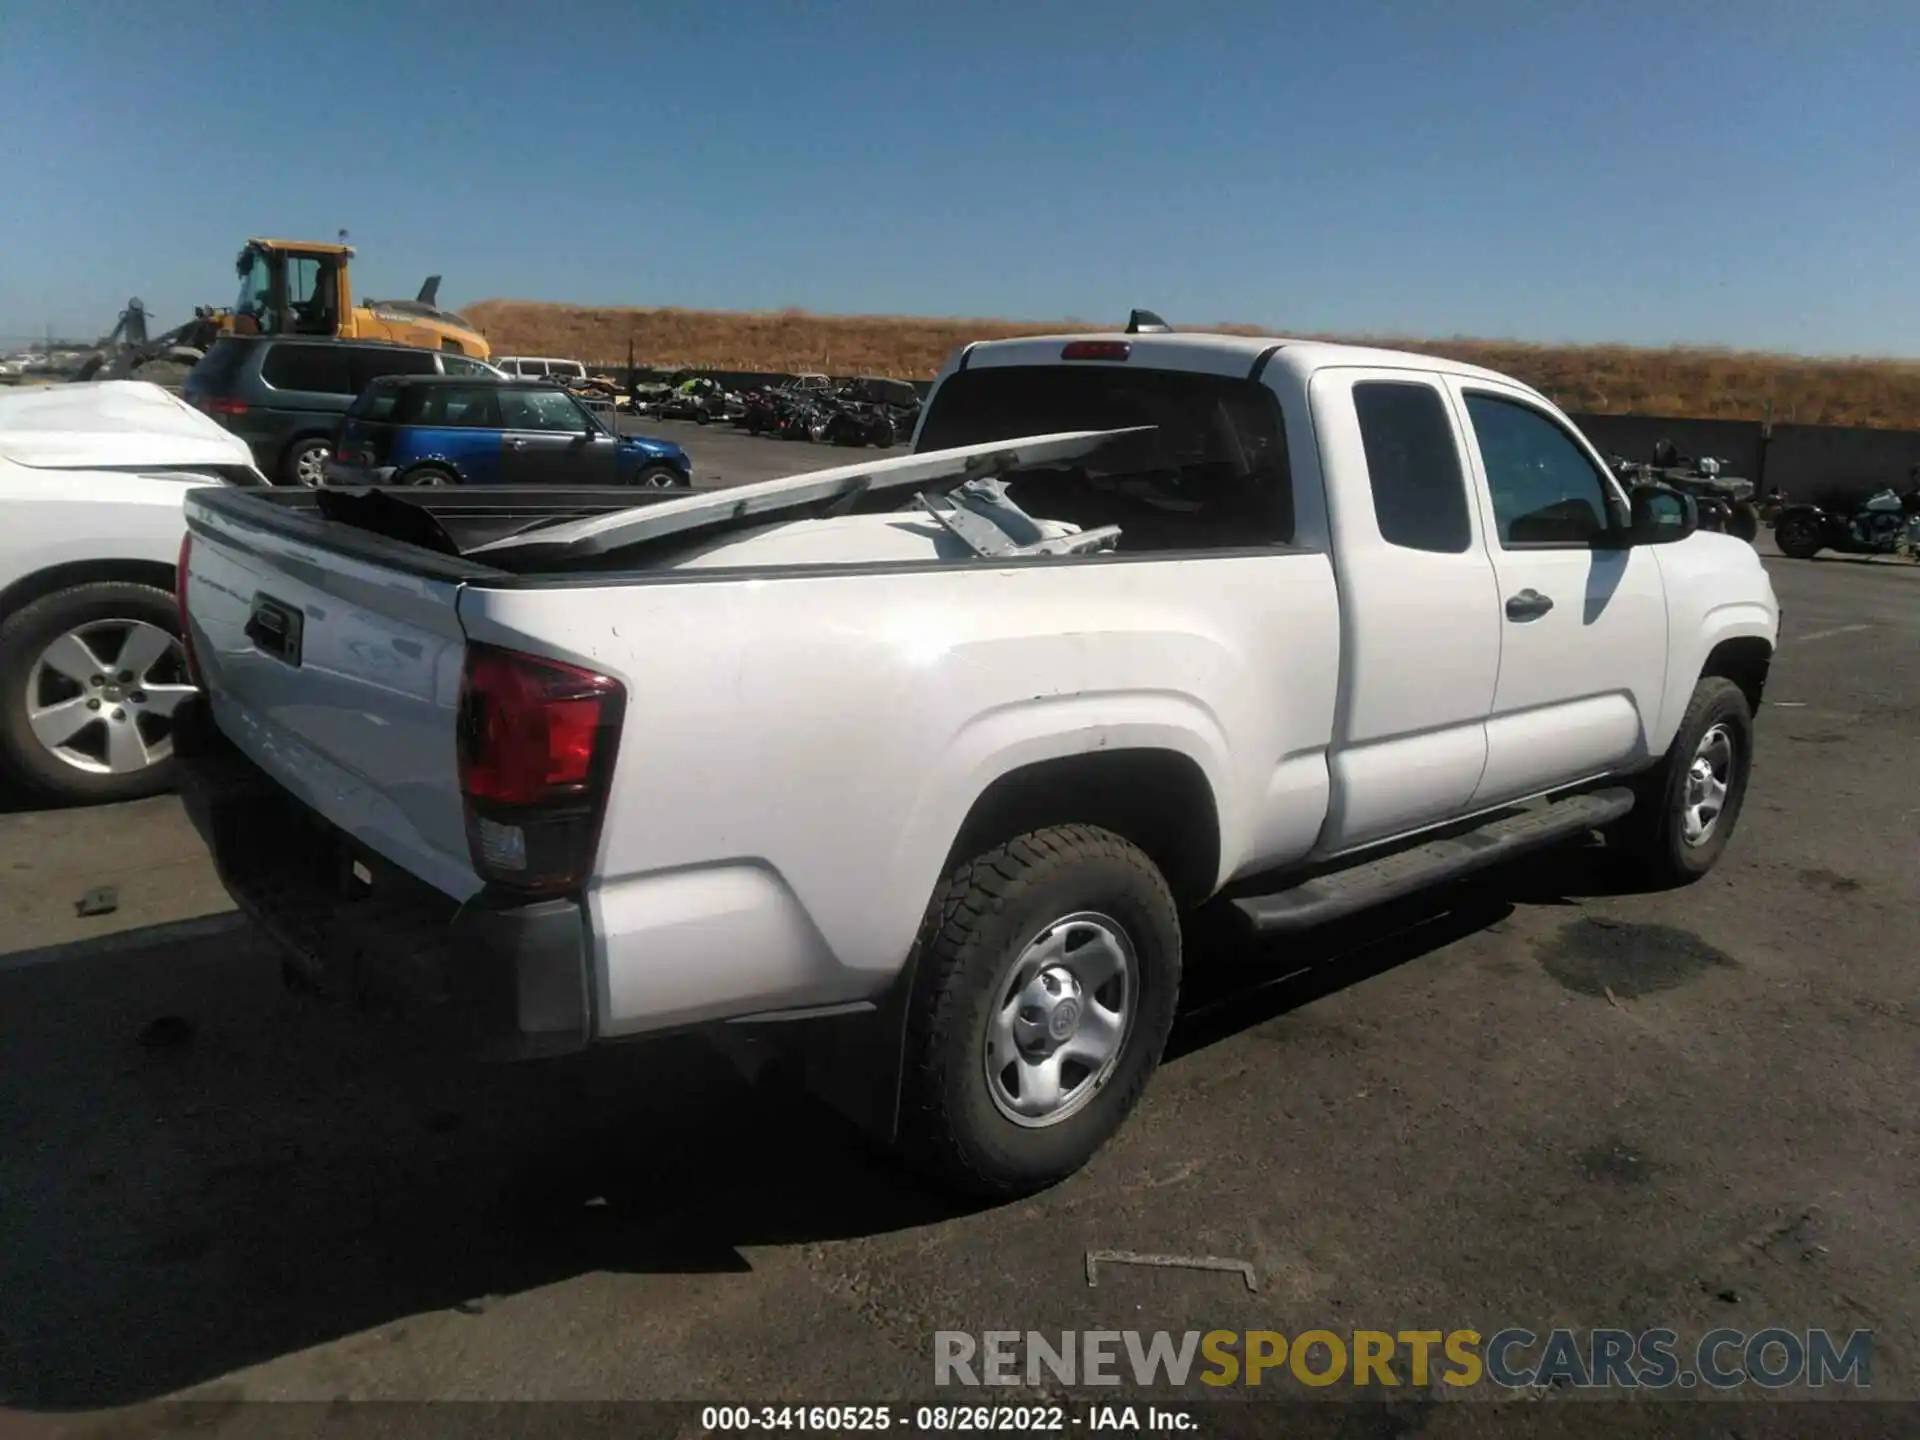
[[0, 380, 254, 470]]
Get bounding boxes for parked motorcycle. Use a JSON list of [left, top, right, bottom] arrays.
[[1609, 442, 1761, 542], [1772, 479, 1920, 560], [813, 395, 897, 447]]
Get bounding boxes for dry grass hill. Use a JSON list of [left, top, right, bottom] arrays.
[[464, 301, 1920, 430]]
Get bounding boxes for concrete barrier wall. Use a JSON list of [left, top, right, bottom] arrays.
[[1763, 424, 1920, 511], [1565, 413, 1764, 480]]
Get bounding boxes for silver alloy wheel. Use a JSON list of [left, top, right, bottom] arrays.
[[294, 443, 330, 487], [24, 620, 194, 776], [641, 468, 677, 488], [984, 911, 1137, 1128], [1681, 722, 1735, 846]]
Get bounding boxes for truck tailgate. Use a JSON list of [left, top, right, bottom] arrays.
[[182, 497, 481, 902]]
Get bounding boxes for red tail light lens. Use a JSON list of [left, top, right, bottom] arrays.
[[208, 397, 248, 417], [176, 531, 199, 684], [1061, 341, 1131, 361], [456, 644, 625, 894]]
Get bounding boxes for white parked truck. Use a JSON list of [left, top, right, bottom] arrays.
[[173, 328, 1779, 1196]]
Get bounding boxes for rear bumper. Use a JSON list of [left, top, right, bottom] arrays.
[[173, 696, 592, 1060]]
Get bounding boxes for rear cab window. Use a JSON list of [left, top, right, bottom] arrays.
[[913, 364, 1293, 551]]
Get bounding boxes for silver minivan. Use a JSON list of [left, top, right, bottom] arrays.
[[494, 356, 590, 384]]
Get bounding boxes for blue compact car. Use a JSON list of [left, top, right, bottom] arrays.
[[324, 376, 692, 488]]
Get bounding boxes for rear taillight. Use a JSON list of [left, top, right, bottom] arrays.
[[456, 644, 625, 895], [1061, 341, 1131, 361], [176, 531, 199, 684], [208, 397, 248, 417]]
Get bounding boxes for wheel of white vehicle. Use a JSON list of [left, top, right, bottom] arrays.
[[0, 583, 193, 804], [283, 436, 332, 487], [629, 463, 682, 488], [896, 825, 1182, 1199], [1608, 676, 1753, 887]]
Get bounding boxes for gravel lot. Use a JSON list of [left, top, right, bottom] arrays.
[[2, 430, 1916, 1427]]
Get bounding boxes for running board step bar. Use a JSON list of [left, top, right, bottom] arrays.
[[1233, 788, 1636, 934]]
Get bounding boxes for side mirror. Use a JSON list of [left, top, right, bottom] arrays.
[[1621, 483, 1698, 545]]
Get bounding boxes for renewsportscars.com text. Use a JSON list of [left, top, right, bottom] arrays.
[[934, 1328, 1873, 1391]]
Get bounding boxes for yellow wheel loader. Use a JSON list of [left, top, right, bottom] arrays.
[[227, 238, 491, 358]]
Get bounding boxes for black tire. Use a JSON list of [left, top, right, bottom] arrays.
[[1608, 677, 1753, 888], [896, 825, 1182, 1199], [1774, 514, 1824, 560], [629, 463, 684, 489], [402, 465, 457, 487], [0, 582, 187, 805], [1726, 502, 1760, 543], [282, 435, 332, 488]]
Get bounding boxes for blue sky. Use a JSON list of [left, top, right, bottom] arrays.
[[1, 1, 1914, 354]]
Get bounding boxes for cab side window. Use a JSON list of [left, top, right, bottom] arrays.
[[1464, 393, 1615, 546], [1353, 380, 1473, 554]]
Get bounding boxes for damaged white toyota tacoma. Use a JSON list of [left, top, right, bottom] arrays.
[[173, 325, 1779, 1196]]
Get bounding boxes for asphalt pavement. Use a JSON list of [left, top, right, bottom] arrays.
[[616, 415, 908, 489], [1, 441, 1916, 1427]]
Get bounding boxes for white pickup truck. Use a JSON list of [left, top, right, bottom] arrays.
[[174, 328, 1779, 1197]]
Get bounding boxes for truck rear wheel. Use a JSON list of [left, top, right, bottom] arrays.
[[1608, 677, 1753, 887], [896, 825, 1181, 1199]]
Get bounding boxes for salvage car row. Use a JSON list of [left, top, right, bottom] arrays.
[[632, 370, 921, 447]]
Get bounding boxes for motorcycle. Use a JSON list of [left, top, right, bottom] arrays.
[[1609, 443, 1761, 542], [1772, 484, 1920, 560]]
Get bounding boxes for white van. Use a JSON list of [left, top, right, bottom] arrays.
[[494, 356, 589, 384]]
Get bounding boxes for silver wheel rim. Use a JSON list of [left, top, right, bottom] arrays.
[[293, 444, 329, 487], [25, 620, 193, 776], [1682, 722, 1735, 846], [411, 471, 449, 487], [984, 911, 1136, 1129], [643, 469, 675, 488]]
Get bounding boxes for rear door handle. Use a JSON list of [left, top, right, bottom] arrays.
[[1505, 589, 1554, 621], [509, 439, 528, 450]]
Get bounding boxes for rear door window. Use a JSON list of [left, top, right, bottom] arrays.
[[350, 347, 437, 392], [188, 339, 252, 389], [260, 342, 353, 394], [1353, 381, 1473, 554], [347, 383, 402, 421], [414, 385, 503, 427], [914, 364, 1293, 547]]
